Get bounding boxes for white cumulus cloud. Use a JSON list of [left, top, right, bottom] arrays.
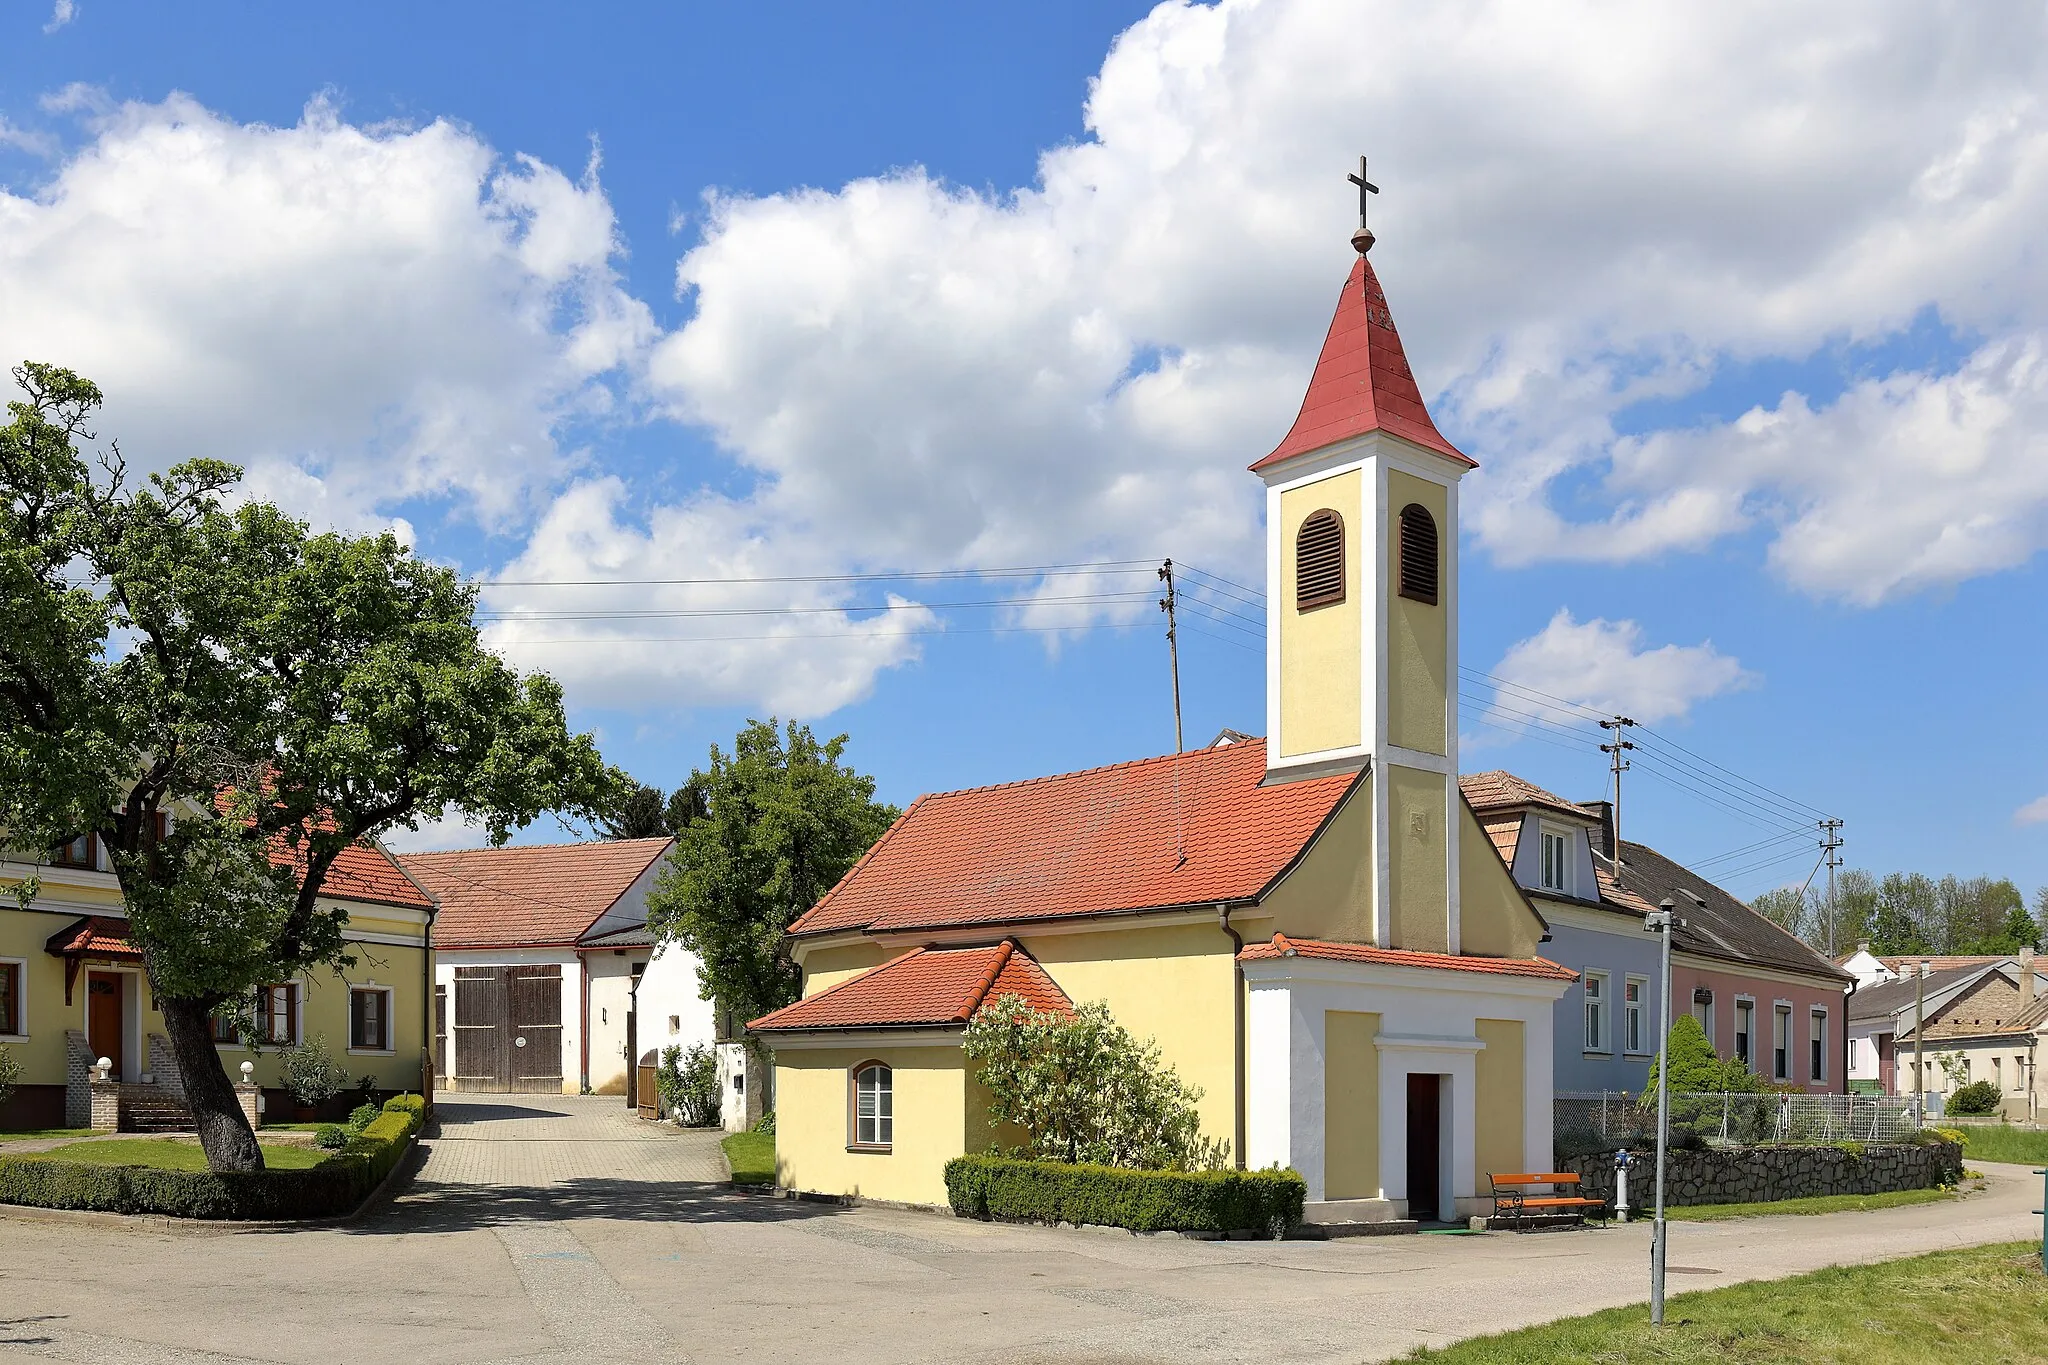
[[1485, 609, 1756, 730], [2015, 795, 2048, 827]]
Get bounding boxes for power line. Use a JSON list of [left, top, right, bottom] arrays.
[[476, 559, 1160, 588]]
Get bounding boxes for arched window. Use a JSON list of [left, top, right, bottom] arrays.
[[1295, 509, 1345, 611], [1398, 504, 1439, 605], [851, 1061, 893, 1149]]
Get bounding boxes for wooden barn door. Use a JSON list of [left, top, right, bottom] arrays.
[[507, 965, 564, 1094], [453, 967, 508, 1090]]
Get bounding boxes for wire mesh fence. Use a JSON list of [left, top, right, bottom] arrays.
[[1556, 1090, 1924, 1154]]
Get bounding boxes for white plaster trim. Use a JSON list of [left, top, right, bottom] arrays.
[[346, 984, 397, 1054], [1237, 955, 1575, 1002], [1373, 1031, 1484, 1053], [341, 930, 428, 948], [1443, 473, 1460, 955], [1265, 478, 1283, 771], [1382, 745, 1450, 773], [0, 955, 25, 1039]]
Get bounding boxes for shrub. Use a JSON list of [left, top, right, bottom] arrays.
[[278, 1036, 349, 1108], [346, 1103, 379, 1135], [382, 1093, 426, 1117], [964, 995, 1227, 1170], [314, 1124, 347, 1150], [660, 1043, 721, 1126], [945, 1155, 1305, 1235], [0, 1043, 18, 1108], [753, 1110, 775, 1136], [1945, 1080, 2001, 1116]]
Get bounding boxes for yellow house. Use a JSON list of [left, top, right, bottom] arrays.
[[753, 227, 1578, 1224], [0, 829, 433, 1131]]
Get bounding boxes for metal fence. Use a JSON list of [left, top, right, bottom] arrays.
[[1556, 1091, 1924, 1151]]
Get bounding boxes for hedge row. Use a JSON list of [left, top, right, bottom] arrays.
[[0, 1093, 426, 1221], [944, 1154, 1306, 1235]]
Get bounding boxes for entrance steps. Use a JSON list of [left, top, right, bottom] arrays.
[[117, 1084, 195, 1132], [1298, 1197, 1419, 1238]]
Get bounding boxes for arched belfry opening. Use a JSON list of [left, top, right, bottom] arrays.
[[1398, 504, 1439, 606], [1295, 509, 1345, 611]]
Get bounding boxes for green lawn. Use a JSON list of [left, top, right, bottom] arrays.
[[1664, 1187, 1958, 1221], [20, 1138, 331, 1172], [0, 1128, 104, 1141], [1958, 1125, 2048, 1167], [1407, 1242, 2048, 1363], [721, 1130, 776, 1184]]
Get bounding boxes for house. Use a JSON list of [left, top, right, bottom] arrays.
[[1848, 950, 2044, 1119], [1, 825, 433, 1130], [1462, 773, 1854, 1095], [397, 837, 714, 1099], [1838, 946, 2010, 989], [750, 228, 1580, 1223]]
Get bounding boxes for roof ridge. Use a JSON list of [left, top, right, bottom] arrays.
[[910, 741, 1259, 805], [397, 836, 673, 860], [962, 939, 1018, 1017]]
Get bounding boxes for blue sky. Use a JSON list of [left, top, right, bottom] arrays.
[[4, 1, 2046, 906]]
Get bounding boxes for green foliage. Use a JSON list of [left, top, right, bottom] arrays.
[[1945, 1080, 2002, 1116], [23, 1138, 328, 1172], [964, 994, 1228, 1171], [345, 1102, 379, 1134], [752, 1109, 775, 1136], [314, 1124, 347, 1150], [0, 362, 622, 1170], [278, 1036, 349, 1107], [1643, 1014, 1765, 1096], [0, 1044, 18, 1107], [381, 1093, 426, 1117], [945, 1155, 1305, 1235], [645, 718, 897, 1034], [721, 1130, 776, 1184], [660, 1043, 720, 1126], [1956, 1124, 2048, 1165]]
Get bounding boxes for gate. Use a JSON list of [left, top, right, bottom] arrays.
[[451, 965, 564, 1093]]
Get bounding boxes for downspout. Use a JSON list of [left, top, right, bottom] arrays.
[[578, 951, 591, 1094], [1840, 978, 1855, 1096], [422, 900, 436, 1102], [1219, 904, 1245, 1170]]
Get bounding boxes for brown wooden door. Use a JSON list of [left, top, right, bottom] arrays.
[[507, 966, 563, 1094], [87, 972, 125, 1078], [453, 967, 507, 1090]]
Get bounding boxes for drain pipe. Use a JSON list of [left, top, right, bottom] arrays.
[[1219, 903, 1245, 1170]]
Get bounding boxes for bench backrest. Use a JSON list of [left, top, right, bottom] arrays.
[[1490, 1172, 1581, 1188]]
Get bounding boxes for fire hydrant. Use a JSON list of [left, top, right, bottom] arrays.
[[1614, 1147, 1636, 1224]]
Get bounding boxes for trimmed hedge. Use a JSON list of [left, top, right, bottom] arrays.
[[944, 1155, 1306, 1235], [0, 1094, 425, 1220]]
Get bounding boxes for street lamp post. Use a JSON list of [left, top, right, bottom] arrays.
[[1644, 890, 1702, 1327]]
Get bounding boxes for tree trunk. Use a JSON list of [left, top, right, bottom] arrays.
[[158, 996, 264, 1172]]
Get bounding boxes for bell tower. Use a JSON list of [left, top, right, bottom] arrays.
[[1254, 161, 1472, 951]]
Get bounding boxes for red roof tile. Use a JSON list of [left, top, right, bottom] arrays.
[[1238, 933, 1578, 982], [1458, 771, 1593, 823], [287, 842, 434, 911], [399, 838, 671, 948], [750, 941, 1073, 1032], [44, 915, 144, 959], [1252, 255, 1473, 473], [789, 742, 1360, 937]]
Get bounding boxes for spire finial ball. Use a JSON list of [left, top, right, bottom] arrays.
[[1350, 225, 1375, 256]]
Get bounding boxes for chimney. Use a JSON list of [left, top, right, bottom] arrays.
[[1580, 799, 1616, 860], [2024, 946, 2037, 1005]]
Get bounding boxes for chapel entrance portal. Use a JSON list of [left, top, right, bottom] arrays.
[[1405, 1072, 1442, 1222], [87, 971, 126, 1080]]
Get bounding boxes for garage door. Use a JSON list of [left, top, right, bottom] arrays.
[[451, 965, 564, 1093]]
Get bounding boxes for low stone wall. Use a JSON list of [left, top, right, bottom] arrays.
[[1557, 1140, 1962, 1208]]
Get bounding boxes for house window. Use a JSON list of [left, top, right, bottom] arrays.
[[1773, 1004, 1791, 1081], [1583, 972, 1609, 1053], [1624, 976, 1647, 1054], [50, 833, 97, 869], [2017, 1056, 2029, 1093], [349, 986, 392, 1052], [1693, 990, 1715, 1044], [1734, 998, 1755, 1069], [258, 983, 298, 1047], [0, 959, 22, 1037], [1993, 1057, 2003, 1091], [1539, 829, 1570, 893], [1295, 510, 1345, 611], [1397, 503, 1439, 604], [1809, 1008, 1827, 1083], [851, 1062, 893, 1150]]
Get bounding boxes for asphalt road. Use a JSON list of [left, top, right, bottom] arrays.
[[1, 1095, 2037, 1364]]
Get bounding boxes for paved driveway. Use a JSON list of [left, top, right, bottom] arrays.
[[1, 1095, 2039, 1364]]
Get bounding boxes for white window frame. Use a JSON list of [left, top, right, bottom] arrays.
[[1773, 1002, 1792, 1081], [0, 956, 27, 1041], [1808, 1007, 1828, 1083], [1583, 970, 1610, 1054], [347, 983, 397, 1055], [1734, 996, 1756, 1071], [214, 977, 305, 1052], [850, 1061, 893, 1151], [1538, 826, 1572, 895], [1624, 975, 1649, 1056], [2016, 1056, 2030, 1094]]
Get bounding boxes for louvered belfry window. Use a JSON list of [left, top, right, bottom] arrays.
[[1398, 503, 1439, 605], [1295, 509, 1345, 611]]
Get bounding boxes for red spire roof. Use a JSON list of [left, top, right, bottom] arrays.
[[1252, 255, 1473, 472]]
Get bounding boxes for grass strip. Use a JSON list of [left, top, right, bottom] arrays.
[[0, 1128, 103, 1141], [1958, 1125, 2048, 1166], [1406, 1242, 2046, 1363], [1664, 1187, 1957, 1221], [23, 1138, 330, 1172], [721, 1130, 775, 1184]]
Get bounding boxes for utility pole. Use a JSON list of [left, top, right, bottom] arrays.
[[1159, 559, 1183, 755], [1645, 892, 1700, 1327], [1599, 717, 1637, 866], [1913, 960, 1928, 1118], [1818, 819, 1845, 956]]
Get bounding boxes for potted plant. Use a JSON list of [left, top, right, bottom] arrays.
[[279, 1035, 349, 1122]]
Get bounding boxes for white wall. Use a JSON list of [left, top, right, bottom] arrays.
[[634, 940, 716, 1069], [434, 949, 581, 1093]]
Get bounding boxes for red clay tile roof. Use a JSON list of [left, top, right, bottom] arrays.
[[1479, 812, 1523, 867], [1252, 255, 1473, 472], [749, 941, 1073, 1033], [788, 742, 1361, 937], [292, 843, 435, 911], [1459, 771, 1594, 823], [44, 915, 144, 959], [1238, 933, 1577, 982], [399, 838, 671, 948]]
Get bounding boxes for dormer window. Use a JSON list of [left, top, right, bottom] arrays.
[[1295, 509, 1345, 610], [1397, 504, 1438, 605], [1539, 827, 1571, 894]]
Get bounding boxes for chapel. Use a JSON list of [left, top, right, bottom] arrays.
[[751, 200, 1576, 1224]]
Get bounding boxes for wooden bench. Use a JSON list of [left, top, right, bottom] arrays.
[[1488, 1172, 1608, 1232]]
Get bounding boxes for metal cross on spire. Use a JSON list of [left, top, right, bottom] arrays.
[[1348, 155, 1379, 255]]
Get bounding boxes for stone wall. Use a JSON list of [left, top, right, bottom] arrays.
[[1557, 1140, 1963, 1208]]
